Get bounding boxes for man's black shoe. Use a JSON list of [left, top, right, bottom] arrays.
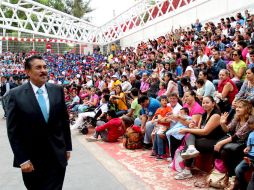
[[142, 143, 152, 149]]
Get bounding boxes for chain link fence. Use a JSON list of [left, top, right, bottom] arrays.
[[0, 31, 88, 54]]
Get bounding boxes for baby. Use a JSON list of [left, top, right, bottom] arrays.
[[167, 107, 191, 141]]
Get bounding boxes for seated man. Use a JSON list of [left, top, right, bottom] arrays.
[[126, 88, 142, 119], [134, 95, 161, 149], [70, 95, 109, 130]]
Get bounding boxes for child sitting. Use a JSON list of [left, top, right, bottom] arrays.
[[157, 82, 167, 98], [150, 95, 172, 159], [195, 79, 205, 101], [235, 117, 254, 190]]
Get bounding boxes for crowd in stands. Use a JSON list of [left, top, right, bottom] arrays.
[[1, 8, 254, 190]]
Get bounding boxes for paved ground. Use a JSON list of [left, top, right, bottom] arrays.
[[0, 108, 145, 190]]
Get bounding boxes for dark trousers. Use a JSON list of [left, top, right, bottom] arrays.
[[184, 134, 219, 167], [22, 165, 66, 190], [247, 172, 254, 190], [1, 96, 7, 117], [170, 136, 183, 158], [220, 142, 245, 177]]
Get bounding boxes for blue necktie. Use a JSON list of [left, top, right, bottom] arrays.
[[37, 89, 48, 122]]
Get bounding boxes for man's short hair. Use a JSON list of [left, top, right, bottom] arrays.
[[24, 55, 44, 70], [107, 110, 117, 118], [130, 88, 139, 96], [138, 95, 149, 104], [103, 94, 110, 102], [160, 95, 168, 101]]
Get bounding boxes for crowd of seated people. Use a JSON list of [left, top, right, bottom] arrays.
[[1, 9, 254, 190]]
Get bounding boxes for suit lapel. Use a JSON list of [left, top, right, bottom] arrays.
[[25, 82, 47, 125], [45, 83, 54, 123]]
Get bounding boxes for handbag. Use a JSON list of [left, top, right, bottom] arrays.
[[123, 125, 143, 150], [172, 133, 189, 172], [206, 168, 228, 189]]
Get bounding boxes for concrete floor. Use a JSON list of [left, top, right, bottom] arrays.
[[0, 111, 130, 190]]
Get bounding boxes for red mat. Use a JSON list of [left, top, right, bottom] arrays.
[[95, 139, 207, 190]]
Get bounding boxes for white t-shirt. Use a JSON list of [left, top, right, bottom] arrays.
[[197, 55, 209, 65], [167, 102, 182, 115], [121, 81, 132, 92]]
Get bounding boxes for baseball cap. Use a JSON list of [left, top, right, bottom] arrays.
[[226, 44, 232, 48]]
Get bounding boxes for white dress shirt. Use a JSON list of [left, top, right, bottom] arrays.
[[30, 81, 50, 115]]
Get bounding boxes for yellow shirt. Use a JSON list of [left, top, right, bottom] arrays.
[[232, 60, 247, 80], [111, 80, 121, 90], [117, 92, 128, 110]]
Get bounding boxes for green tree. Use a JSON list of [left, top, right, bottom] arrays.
[[64, 0, 93, 19]]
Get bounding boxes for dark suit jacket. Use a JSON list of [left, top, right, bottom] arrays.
[[7, 82, 72, 169], [0, 82, 16, 96]]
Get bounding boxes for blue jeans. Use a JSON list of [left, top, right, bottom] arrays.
[[134, 118, 155, 144], [78, 105, 88, 113], [116, 110, 127, 117], [71, 104, 80, 112], [153, 134, 165, 155], [235, 160, 251, 190]]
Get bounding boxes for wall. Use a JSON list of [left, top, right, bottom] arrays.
[[120, 0, 254, 48]]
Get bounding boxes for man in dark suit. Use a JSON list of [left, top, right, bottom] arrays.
[[7, 55, 72, 190], [1, 76, 16, 118]]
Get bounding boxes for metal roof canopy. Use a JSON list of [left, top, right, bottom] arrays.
[[0, 0, 196, 45]]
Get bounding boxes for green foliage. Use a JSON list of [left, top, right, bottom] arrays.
[[65, 0, 93, 19]]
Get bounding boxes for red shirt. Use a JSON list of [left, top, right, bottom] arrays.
[[96, 118, 124, 142], [217, 77, 238, 103]]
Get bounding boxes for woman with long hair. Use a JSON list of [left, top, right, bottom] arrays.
[[163, 72, 178, 96], [227, 49, 247, 83], [110, 85, 128, 117], [175, 96, 225, 180], [214, 99, 253, 178]]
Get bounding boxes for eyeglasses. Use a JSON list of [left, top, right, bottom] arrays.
[[232, 54, 238, 56]]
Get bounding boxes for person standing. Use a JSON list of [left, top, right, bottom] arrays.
[[7, 55, 72, 190], [1, 76, 15, 118]]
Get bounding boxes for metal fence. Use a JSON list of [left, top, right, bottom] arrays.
[[0, 31, 86, 54]]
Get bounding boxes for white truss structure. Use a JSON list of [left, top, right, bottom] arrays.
[[0, 0, 197, 45]]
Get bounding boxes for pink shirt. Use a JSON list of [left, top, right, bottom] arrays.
[[158, 89, 166, 97], [183, 102, 205, 116]]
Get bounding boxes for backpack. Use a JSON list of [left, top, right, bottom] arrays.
[[172, 145, 185, 172], [123, 125, 143, 150], [172, 133, 189, 172]]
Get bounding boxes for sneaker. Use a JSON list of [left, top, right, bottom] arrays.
[[167, 157, 172, 162], [142, 143, 152, 150], [156, 154, 167, 160], [149, 151, 157, 157], [168, 162, 173, 168], [181, 147, 200, 160], [86, 136, 98, 142], [174, 171, 193, 180]]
